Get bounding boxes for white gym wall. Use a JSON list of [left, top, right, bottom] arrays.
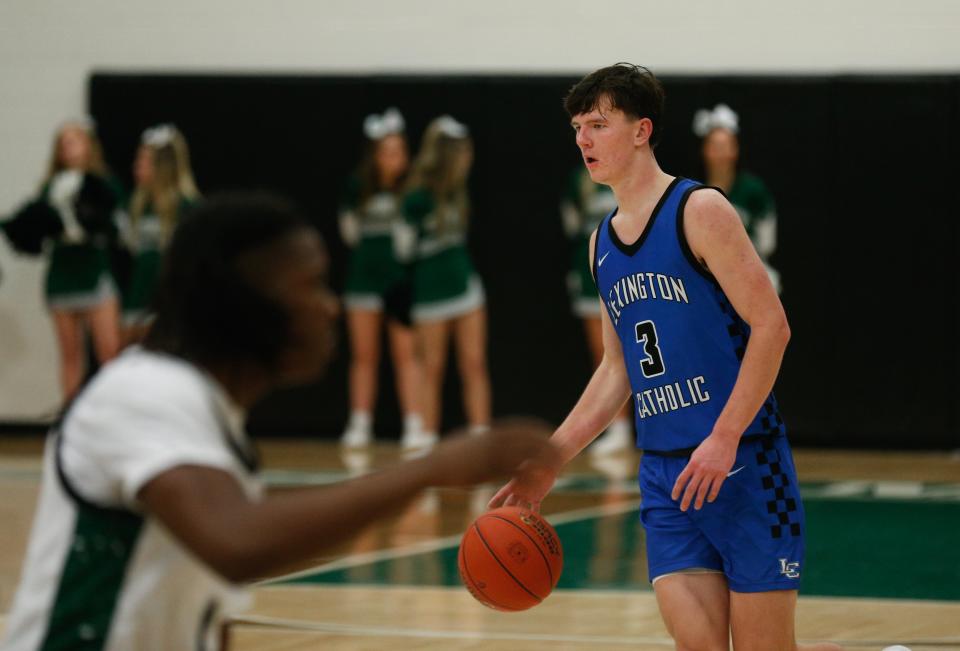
[[1, 0, 958, 419]]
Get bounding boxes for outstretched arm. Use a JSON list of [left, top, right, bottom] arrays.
[[139, 428, 559, 583], [671, 189, 790, 511], [489, 229, 633, 510]]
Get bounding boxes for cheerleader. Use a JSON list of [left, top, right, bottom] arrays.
[[1, 119, 124, 401], [340, 108, 423, 447], [122, 124, 199, 342], [399, 115, 490, 449], [560, 167, 634, 454], [694, 104, 781, 292]]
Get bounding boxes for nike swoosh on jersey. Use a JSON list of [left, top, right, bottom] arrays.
[[727, 465, 746, 477], [598, 251, 611, 267]]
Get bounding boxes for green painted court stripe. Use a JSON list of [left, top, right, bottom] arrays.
[[4, 462, 959, 502], [261, 499, 641, 586]]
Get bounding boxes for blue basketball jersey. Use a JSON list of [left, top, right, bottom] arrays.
[[593, 177, 785, 453]]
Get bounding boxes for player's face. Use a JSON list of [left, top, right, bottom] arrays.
[[267, 229, 340, 384], [375, 134, 409, 185], [133, 145, 154, 187], [58, 126, 91, 170], [702, 128, 739, 170], [571, 103, 645, 185]]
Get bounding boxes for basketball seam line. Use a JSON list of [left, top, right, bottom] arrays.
[[459, 544, 511, 611], [487, 514, 555, 587], [473, 523, 543, 604]]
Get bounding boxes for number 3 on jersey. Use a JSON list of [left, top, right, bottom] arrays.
[[635, 320, 666, 378]]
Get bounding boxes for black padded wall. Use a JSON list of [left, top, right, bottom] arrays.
[[89, 73, 960, 448]]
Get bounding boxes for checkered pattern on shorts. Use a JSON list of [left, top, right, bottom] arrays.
[[756, 437, 801, 539]]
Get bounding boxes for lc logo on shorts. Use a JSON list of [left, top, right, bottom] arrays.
[[779, 559, 800, 579]]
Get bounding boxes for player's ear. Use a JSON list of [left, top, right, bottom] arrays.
[[634, 118, 653, 147]]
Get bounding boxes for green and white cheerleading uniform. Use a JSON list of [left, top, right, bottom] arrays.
[[42, 175, 125, 311], [726, 172, 777, 261], [402, 188, 484, 323], [726, 171, 780, 292], [1, 347, 261, 651], [560, 169, 617, 318], [45, 241, 116, 310], [121, 198, 193, 323], [341, 179, 407, 311]]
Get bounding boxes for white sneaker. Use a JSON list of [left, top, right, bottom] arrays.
[[340, 448, 372, 476], [401, 428, 438, 450], [340, 426, 372, 448], [591, 419, 633, 456], [881, 646, 912, 651]]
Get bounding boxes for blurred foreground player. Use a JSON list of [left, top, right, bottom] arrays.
[[2, 194, 558, 651], [491, 64, 906, 651]]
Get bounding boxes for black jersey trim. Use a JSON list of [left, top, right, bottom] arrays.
[[607, 176, 683, 257], [196, 599, 219, 651], [52, 390, 134, 515], [55, 428, 135, 516], [214, 410, 260, 474], [676, 185, 726, 282], [54, 382, 258, 516]]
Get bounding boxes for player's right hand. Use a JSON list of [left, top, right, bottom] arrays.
[[486, 460, 559, 513], [422, 428, 560, 489]]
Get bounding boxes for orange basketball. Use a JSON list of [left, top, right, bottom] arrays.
[[458, 506, 563, 611]]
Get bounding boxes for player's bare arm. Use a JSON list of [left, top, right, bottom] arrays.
[[488, 229, 632, 511], [671, 188, 791, 511], [140, 429, 558, 583]]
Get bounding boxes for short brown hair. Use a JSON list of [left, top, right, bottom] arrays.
[[564, 63, 666, 147]]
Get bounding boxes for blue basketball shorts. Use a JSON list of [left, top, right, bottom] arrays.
[[639, 435, 805, 593]]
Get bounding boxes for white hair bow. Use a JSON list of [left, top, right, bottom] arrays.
[[363, 108, 405, 140], [435, 115, 468, 139], [142, 124, 177, 147], [692, 104, 740, 137]]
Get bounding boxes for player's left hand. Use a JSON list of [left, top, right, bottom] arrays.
[[671, 433, 738, 511]]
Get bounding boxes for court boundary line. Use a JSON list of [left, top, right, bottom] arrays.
[[253, 582, 960, 606], [259, 498, 642, 585], [230, 614, 675, 645], [229, 615, 960, 648]]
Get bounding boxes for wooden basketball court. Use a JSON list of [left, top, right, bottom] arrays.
[[2, 437, 958, 649]]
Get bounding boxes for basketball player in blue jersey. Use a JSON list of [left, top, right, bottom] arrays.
[[491, 64, 908, 651]]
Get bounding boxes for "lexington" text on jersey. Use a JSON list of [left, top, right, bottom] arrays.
[[605, 272, 689, 325]]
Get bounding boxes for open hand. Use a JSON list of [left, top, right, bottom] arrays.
[[671, 433, 738, 511]]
